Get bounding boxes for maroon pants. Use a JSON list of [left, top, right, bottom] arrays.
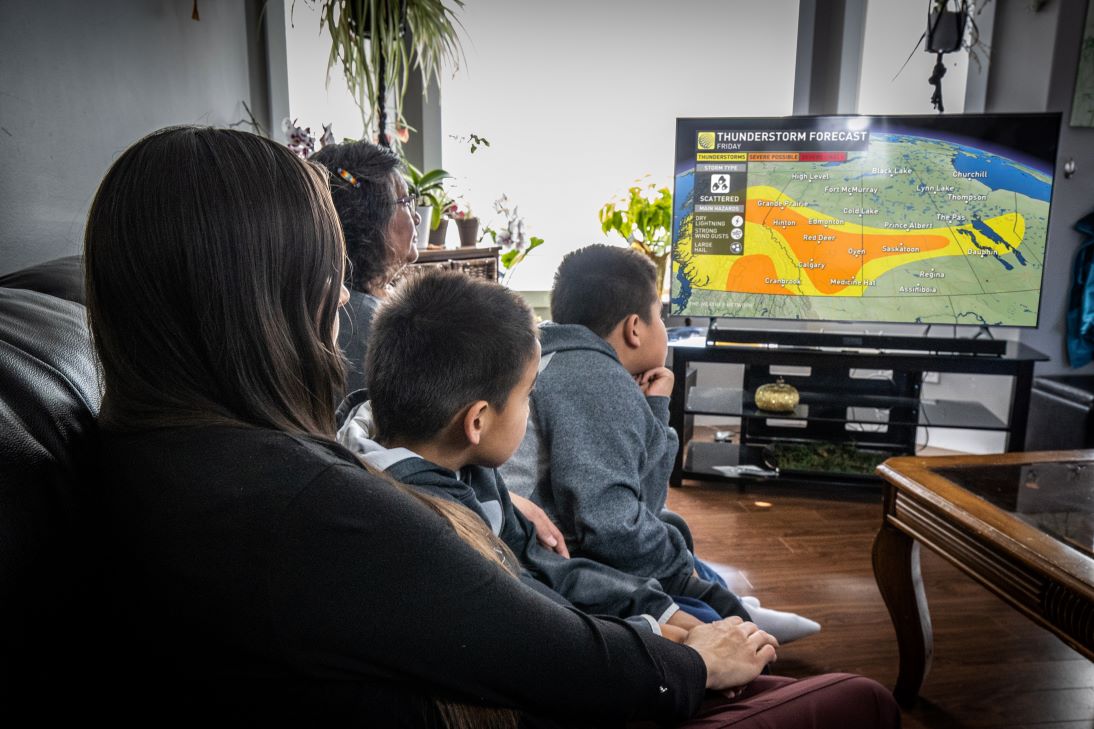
[[675, 673, 901, 729]]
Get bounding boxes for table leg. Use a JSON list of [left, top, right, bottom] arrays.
[[872, 520, 933, 708], [1007, 362, 1033, 452]]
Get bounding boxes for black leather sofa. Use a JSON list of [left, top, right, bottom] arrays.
[[1026, 374, 1094, 451], [0, 256, 104, 711]]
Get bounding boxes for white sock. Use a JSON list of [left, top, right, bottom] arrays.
[[741, 596, 821, 644]]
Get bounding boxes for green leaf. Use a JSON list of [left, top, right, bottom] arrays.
[[500, 249, 519, 268], [417, 168, 450, 188], [320, 0, 467, 140], [599, 179, 673, 249]]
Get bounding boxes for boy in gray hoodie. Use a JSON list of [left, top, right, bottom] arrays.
[[500, 245, 819, 643], [337, 269, 706, 638]]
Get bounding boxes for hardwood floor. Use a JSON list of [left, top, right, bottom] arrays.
[[667, 478, 1094, 729]]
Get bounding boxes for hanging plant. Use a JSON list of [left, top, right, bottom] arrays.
[[316, 0, 466, 147], [894, 0, 995, 112]]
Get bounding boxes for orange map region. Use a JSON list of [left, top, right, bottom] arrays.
[[725, 197, 953, 295], [725, 255, 793, 295]]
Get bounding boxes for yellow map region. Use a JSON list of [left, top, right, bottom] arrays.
[[687, 185, 1025, 297]]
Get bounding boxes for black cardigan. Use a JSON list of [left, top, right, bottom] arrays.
[[93, 425, 706, 726]]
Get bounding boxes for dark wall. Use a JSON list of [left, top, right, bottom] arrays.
[[0, 0, 256, 275]]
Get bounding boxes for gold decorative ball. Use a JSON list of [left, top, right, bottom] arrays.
[[755, 378, 800, 413]]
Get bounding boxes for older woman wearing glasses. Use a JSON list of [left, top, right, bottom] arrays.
[[311, 142, 421, 395]]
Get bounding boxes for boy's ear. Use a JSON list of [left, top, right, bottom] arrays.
[[461, 400, 491, 446], [620, 313, 642, 349]]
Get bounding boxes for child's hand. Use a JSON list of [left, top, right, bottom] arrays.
[[510, 493, 570, 558], [636, 367, 675, 398], [660, 624, 689, 643]]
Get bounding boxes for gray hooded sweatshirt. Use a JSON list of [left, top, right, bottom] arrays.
[[336, 406, 679, 633], [500, 323, 696, 594]]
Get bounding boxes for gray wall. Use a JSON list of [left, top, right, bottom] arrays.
[[0, 0, 257, 275], [987, 0, 1094, 374]]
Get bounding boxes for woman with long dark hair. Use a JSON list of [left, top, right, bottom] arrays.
[[84, 126, 899, 727], [310, 141, 419, 394]]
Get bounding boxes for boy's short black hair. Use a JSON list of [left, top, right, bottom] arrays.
[[367, 270, 539, 443], [550, 244, 659, 337]]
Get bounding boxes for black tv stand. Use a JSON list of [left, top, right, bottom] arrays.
[[705, 322, 1008, 356], [669, 334, 1048, 489], [972, 325, 996, 340]]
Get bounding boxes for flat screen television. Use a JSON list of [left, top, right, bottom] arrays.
[[670, 113, 1061, 327]]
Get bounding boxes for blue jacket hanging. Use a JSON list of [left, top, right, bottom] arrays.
[[1067, 211, 1094, 367]]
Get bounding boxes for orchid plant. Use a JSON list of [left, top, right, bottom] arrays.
[[484, 194, 544, 282]]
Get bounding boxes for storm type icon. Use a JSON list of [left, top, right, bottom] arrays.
[[710, 174, 731, 193]]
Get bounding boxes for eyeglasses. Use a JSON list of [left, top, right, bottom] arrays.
[[395, 195, 416, 211]]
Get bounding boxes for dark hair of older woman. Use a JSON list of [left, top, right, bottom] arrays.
[[310, 141, 420, 394]]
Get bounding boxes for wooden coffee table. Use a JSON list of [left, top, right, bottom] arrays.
[[873, 451, 1094, 707]]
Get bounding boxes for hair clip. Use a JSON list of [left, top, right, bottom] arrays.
[[336, 167, 361, 188]]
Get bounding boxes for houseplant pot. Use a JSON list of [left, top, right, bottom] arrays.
[[415, 205, 432, 249], [405, 163, 451, 249], [428, 218, 450, 248], [455, 217, 480, 247], [926, 9, 966, 53], [648, 249, 670, 301]]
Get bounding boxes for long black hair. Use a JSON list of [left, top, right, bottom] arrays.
[[83, 125, 519, 728], [85, 126, 346, 435]]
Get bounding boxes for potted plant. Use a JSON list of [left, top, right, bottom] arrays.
[[483, 194, 545, 284], [598, 178, 673, 298], [441, 134, 494, 248], [897, 0, 1007, 111], [404, 161, 451, 249], [318, 0, 466, 148], [447, 197, 479, 248]]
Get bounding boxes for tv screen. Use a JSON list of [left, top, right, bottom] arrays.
[[670, 113, 1061, 327]]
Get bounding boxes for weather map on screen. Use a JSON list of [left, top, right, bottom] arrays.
[[670, 114, 1060, 327]]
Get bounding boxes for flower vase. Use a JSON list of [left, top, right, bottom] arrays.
[[428, 219, 450, 249], [455, 217, 480, 248], [415, 206, 432, 250]]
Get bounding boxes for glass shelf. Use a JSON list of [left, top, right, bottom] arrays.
[[683, 441, 882, 482], [685, 386, 1007, 431]]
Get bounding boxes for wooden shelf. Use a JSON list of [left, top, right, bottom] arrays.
[[415, 245, 500, 263], [408, 246, 500, 281]]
